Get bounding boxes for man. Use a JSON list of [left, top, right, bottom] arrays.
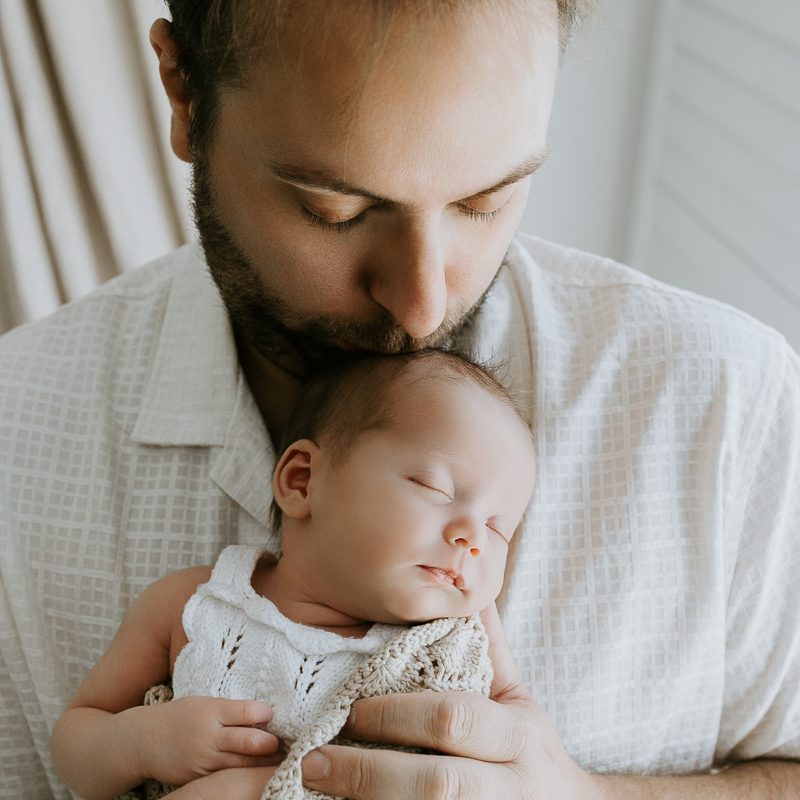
[[0, 1, 798, 797]]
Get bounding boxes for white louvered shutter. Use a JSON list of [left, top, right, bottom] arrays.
[[628, 0, 800, 350]]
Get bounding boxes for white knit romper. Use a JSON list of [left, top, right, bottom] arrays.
[[172, 544, 408, 742]]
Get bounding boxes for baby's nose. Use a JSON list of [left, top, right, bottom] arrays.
[[445, 520, 484, 556]]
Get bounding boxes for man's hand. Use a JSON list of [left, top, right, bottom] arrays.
[[297, 604, 603, 800], [164, 766, 279, 799], [139, 695, 282, 786]]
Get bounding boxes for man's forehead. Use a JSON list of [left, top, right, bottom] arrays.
[[238, 0, 559, 94], [223, 1, 558, 204], [185, 0, 564, 97], [233, 0, 558, 53]]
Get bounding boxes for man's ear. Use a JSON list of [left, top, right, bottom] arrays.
[[273, 439, 320, 520], [150, 19, 193, 163]]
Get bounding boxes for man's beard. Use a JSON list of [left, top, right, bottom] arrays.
[[192, 153, 501, 379]]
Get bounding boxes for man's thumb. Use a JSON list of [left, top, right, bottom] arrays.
[[480, 602, 531, 702]]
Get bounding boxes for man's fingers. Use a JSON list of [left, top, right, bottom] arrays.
[[341, 691, 529, 762], [302, 744, 504, 800], [480, 603, 528, 701], [166, 766, 278, 800]]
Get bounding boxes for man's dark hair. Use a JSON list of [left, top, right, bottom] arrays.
[[164, 0, 595, 156], [268, 348, 531, 533]]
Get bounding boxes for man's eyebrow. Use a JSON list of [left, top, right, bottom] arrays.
[[270, 148, 550, 204], [270, 163, 386, 201], [462, 148, 551, 200]]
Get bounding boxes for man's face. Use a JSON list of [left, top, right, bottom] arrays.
[[192, 2, 559, 376]]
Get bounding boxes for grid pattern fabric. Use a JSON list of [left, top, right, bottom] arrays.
[[1, 237, 799, 797]]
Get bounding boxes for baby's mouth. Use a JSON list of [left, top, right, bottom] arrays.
[[419, 565, 465, 591]]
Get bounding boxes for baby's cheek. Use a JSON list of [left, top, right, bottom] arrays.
[[489, 558, 507, 596]]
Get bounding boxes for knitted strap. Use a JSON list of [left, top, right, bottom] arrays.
[[260, 616, 491, 800], [207, 544, 264, 587]]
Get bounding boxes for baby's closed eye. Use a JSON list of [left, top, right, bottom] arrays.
[[408, 475, 453, 501]]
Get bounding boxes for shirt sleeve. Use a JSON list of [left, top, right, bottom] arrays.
[[0, 574, 59, 798], [0, 332, 72, 799], [716, 341, 800, 763]]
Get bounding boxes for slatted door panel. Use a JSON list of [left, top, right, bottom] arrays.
[[628, 0, 800, 350]]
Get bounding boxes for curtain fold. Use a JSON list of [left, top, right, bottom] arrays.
[[0, 0, 192, 335]]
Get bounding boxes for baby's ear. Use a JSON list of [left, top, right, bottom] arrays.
[[273, 439, 319, 519]]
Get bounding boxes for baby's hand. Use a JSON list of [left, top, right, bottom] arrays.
[[138, 695, 281, 786]]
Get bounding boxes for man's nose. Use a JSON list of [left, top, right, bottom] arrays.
[[444, 518, 485, 557], [367, 217, 449, 340]]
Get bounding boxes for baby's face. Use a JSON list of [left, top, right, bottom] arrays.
[[304, 375, 536, 624]]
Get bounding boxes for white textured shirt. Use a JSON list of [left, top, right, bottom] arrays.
[[173, 545, 405, 742], [1, 236, 799, 798]]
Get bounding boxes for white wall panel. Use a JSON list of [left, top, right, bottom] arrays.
[[647, 191, 800, 342], [520, 0, 658, 261], [628, 0, 800, 350], [697, 0, 800, 50]]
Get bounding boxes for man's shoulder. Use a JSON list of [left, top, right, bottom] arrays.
[[0, 245, 209, 426], [510, 233, 653, 289], [509, 233, 791, 363], [0, 245, 201, 355]]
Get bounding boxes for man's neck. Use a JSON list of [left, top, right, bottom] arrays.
[[235, 333, 300, 448]]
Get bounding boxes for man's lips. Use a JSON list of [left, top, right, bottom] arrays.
[[419, 565, 465, 591]]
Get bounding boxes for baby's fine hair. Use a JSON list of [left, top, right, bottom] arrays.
[[270, 348, 530, 533]]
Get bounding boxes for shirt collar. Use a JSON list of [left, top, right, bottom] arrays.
[[131, 244, 241, 447], [130, 245, 276, 531], [209, 369, 277, 535]]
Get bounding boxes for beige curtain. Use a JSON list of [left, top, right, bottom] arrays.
[[0, 0, 192, 335]]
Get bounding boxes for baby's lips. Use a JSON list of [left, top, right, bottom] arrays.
[[420, 564, 466, 590]]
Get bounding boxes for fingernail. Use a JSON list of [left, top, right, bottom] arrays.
[[302, 749, 330, 781]]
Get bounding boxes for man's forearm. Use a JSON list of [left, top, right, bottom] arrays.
[[594, 759, 800, 800]]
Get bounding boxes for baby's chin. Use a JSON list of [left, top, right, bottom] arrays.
[[374, 599, 489, 625]]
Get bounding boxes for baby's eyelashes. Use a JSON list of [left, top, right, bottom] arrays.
[[408, 476, 453, 501], [486, 523, 511, 543]]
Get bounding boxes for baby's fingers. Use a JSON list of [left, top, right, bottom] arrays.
[[206, 753, 285, 776], [218, 725, 282, 759], [214, 698, 273, 727], [214, 751, 284, 770]]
